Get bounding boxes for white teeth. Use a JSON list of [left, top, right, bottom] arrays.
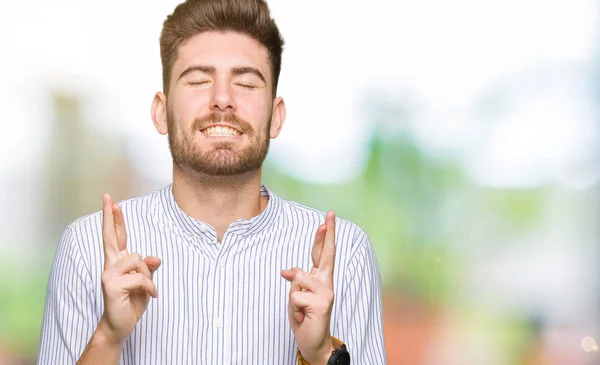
[[202, 126, 241, 137]]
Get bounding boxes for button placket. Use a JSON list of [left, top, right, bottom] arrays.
[[214, 239, 228, 332]]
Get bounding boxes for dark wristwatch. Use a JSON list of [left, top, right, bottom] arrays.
[[326, 343, 350, 365]]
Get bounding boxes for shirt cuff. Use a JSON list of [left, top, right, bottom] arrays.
[[297, 337, 344, 365]]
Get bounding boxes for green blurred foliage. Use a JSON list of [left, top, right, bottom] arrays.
[[0, 260, 51, 357]]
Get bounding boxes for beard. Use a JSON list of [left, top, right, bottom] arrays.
[[167, 108, 271, 177]]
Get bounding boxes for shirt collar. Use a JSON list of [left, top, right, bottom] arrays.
[[157, 183, 283, 240]]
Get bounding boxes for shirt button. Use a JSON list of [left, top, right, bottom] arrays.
[[215, 318, 222, 328], [219, 258, 226, 267], [199, 224, 208, 233]]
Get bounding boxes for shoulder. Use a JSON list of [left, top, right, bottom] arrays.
[[277, 193, 370, 252], [67, 188, 160, 235], [60, 187, 165, 257]]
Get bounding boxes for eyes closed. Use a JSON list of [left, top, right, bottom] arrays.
[[187, 79, 262, 90]]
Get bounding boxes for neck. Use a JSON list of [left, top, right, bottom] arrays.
[[171, 164, 268, 242]]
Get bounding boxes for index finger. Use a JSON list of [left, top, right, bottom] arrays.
[[318, 210, 336, 279], [102, 193, 120, 268]]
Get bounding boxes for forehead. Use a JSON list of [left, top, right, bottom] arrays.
[[174, 31, 271, 80]]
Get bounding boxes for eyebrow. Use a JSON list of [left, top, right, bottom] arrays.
[[177, 65, 266, 83], [231, 66, 266, 83]]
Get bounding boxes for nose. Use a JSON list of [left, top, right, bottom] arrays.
[[210, 78, 236, 112]]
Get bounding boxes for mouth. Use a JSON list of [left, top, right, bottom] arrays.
[[200, 124, 243, 137]]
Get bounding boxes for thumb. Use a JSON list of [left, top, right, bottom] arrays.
[[144, 256, 162, 275]]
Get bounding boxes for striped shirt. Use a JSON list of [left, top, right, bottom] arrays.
[[38, 184, 387, 364]]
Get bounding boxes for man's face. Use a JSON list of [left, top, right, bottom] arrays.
[[159, 31, 283, 176]]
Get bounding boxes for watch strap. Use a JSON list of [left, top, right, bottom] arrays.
[[297, 337, 345, 365]]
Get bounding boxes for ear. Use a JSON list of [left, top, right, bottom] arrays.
[[151, 92, 168, 135], [269, 97, 286, 139]]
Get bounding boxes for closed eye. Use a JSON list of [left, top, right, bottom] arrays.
[[188, 81, 210, 86], [235, 83, 257, 90]]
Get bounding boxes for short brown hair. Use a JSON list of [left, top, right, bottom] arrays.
[[160, 0, 285, 97]]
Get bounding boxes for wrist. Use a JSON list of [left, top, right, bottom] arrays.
[[299, 337, 337, 365], [93, 316, 125, 350], [76, 317, 124, 365]]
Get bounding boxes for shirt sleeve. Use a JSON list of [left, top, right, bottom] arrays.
[[333, 232, 388, 364], [37, 225, 99, 364]]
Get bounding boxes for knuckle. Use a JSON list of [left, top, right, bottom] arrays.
[[101, 272, 111, 285], [324, 290, 334, 303], [102, 280, 114, 294], [131, 253, 142, 262]]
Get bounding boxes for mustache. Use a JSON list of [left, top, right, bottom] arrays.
[[192, 112, 253, 134]]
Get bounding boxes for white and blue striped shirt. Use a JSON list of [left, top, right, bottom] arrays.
[[38, 184, 387, 364]]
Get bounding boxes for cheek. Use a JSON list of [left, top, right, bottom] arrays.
[[171, 89, 210, 122], [235, 94, 272, 123]]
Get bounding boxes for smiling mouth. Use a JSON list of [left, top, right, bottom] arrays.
[[201, 125, 242, 137]]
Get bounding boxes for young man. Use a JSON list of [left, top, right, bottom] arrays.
[[37, 0, 387, 364]]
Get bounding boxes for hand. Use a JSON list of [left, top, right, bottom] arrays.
[[281, 211, 337, 365], [98, 193, 161, 345]]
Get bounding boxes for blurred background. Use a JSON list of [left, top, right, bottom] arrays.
[[0, 0, 599, 364]]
